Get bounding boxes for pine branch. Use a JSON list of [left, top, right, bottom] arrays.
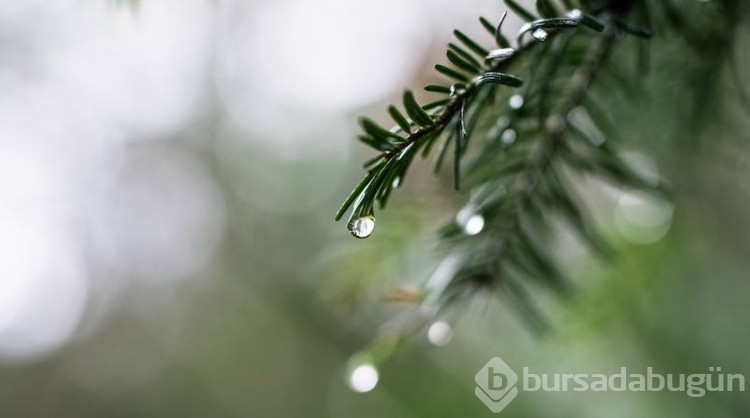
[[336, 0, 665, 339], [336, 7, 607, 223]]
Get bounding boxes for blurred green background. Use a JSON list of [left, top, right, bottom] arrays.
[[0, 0, 748, 417]]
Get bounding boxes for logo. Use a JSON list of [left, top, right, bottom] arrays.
[[473, 359, 745, 413], [475, 357, 519, 413]]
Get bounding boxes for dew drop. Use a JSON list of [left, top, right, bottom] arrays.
[[508, 94, 524, 110], [347, 363, 379, 393], [485, 47, 516, 61], [566, 9, 583, 20], [614, 191, 673, 245], [456, 205, 485, 235], [501, 128, 517, 145], [449, 84, 465, 96], [531, 28, 548, 41], [392, 177, 401, 188], [348, 216, 375, 238], [427, 321, 453, 347], [619, 192, 674, 228], [464, 215, 485, 235]]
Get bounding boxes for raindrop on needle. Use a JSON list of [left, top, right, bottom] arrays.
[[348, 216, 376, 238]]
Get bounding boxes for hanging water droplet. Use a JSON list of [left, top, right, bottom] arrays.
[[501, 128, 517, 145], [456, 205, 485, 235], [614, 191, 673, 245], [348, 216, 375, 238], [531, 28, 548, 41], [392, 177, 402, 188], [347, 362, 379, 393], [427, 321, 453, 347], [464, 215, 484, 235], [508, 94, 524, 110]]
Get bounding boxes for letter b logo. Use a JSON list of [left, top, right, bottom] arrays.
[[489, 367, 507, 390], [475, 357, 518, 413]]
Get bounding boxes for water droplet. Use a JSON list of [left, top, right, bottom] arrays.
[[618, 192, 673, 229], [464, 215, 484, 235], [501, 129, 517, 145], [508, 94, 524, 110], [615, 191, 674, 244], [348, 216, 375, 238], [485, 47, 516, 61], [347, 363, 379, 393], [392, 177, 401, 188], [531, 28, 548, 41], [456, 205, 485, 235], [566, 9, 583, 20], [449, 84, 465, 96], [427, 321, 453, 346]]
